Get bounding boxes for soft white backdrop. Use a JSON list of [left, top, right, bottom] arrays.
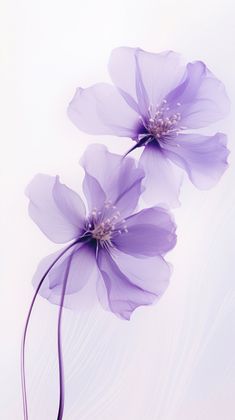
[[1, 0, 235, 419]]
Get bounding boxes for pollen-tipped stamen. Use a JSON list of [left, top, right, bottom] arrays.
[[86, 203, 128, 249], [146, 99, 182, 141]]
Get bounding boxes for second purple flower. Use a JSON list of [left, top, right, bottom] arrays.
[[26, 145, 176, 320], [68, 47, 230, 207]]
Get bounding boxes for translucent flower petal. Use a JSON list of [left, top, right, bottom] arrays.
[[97, 249, 165, 320], [163, 132, 229, 189], [166, 61, 230, 128], [139, 144, 182, 208], [68, 83, 140, 136], [26, 174, 85, 243], [113, 206, 177, 257], [109, 47, 185, 113], [32, 243, 99, 310], [81, 144, 144, 216]]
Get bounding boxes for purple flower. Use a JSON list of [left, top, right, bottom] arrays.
[[26, 145, 176, 320], [68, 47, 230, 207]]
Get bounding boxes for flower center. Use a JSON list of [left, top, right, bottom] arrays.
[[85, 201, 128, 248], [142, 99, 182, 142]]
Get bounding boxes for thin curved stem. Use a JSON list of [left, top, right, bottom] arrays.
[[21, 240, 78, 420], [56, 251, 74, 420], [122, 135, 152, 159]]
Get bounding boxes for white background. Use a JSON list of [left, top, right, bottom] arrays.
[[1, 0, 235, 419]]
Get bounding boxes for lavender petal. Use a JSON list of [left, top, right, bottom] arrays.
[[113, 206, 177, 257], [81, 144, 145, 216], [163, 132, 229, 189], [32, 244, 98, 308], [166, 61, 230, 128], [68, 83, 140, 137], [109, 47, 185, 111], [97, 249, 165, 320], [139, 144, 182, 207], [26, 174, 85, 243]]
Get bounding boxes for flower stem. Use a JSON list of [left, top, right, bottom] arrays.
[[21, 240, 78, 420], [56, 251, 74, 420], [122, 135, 152, 158]]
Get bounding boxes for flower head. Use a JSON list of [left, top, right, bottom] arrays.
[[26, 145, 176, 320], [68, 47, 230, 207]]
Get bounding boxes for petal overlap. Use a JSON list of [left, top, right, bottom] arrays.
[[97, 249, 164, 320], [81, 144, 145, 216]]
